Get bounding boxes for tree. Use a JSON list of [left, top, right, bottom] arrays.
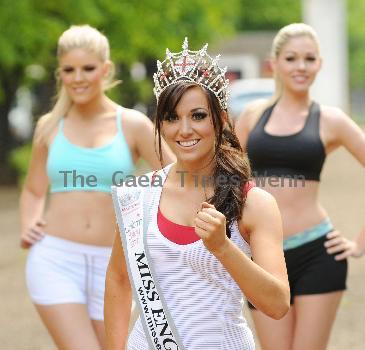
[[0, 0, 240, 184], [235, 0, 301, 31], [348, 0, 365, 89], [0, 0, 65, 182]]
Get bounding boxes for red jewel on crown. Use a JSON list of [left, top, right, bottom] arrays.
[[202, 69, 210, 77], [175, 56, 195, 74], [153, 37, 229, 110]]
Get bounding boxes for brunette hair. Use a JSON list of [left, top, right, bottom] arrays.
[[155, 82, 251, 237]]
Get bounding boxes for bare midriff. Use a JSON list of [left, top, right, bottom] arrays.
[[259, 179, 328, 239], [44, 191, 115, 246]]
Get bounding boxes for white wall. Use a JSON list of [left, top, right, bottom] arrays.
[[302, 0, 349, 112]]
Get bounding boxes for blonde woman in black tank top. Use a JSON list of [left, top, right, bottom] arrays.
[[235, 23, 365, 350]]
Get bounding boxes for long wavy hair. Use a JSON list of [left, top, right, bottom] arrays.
[[36, 24, 119, 144], [155, 82, 251, 237]]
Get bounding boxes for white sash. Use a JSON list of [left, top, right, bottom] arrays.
[[111, 169, 185, 350]]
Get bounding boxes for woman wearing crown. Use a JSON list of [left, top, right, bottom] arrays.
[[104, 38, 290, 350]]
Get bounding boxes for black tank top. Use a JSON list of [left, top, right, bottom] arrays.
[[246, 102, 326, 181]]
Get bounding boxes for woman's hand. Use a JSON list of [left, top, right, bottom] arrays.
[[20, 219, 46, 249], [325, 230, 364, 260], [194, 202, 229, 256]]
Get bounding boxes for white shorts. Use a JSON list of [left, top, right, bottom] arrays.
[[26, 234, 112, 320]]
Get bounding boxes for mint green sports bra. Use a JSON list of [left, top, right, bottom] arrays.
[[47, 106, 135, 193]]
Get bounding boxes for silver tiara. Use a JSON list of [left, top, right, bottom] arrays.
[[153, 37, 229, 110]]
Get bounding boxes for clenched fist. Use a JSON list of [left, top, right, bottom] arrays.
[[194, 202, 229, 256]]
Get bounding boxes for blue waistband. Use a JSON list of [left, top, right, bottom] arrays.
[[283, 219, 333, 251]]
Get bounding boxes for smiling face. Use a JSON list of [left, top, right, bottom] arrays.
[[273, 35, 321, 94], [59, 48, 109, 105], [161, 86, 217, 168]]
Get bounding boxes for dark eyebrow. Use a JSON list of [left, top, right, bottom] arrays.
[[164, 111, 178, 119]]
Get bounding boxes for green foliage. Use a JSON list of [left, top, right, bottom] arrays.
[[97, 0, 240, 63], [0, 1, 61, 71], [236, 0, 301, 31], [1, 0, 241, 181], [348, 0, 365, 88], [0, 0, 240, 105], [9, 143, 32, 186], [4, 0, 362, 182]]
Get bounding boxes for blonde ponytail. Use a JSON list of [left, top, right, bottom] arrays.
[[35, 85, 72, 144]]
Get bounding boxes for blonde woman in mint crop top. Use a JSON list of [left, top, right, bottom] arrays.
[[19, 25, 174, 350]]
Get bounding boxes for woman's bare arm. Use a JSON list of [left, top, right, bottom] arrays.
[[19, 121, 49, 248], [323, 107, 365, 259], [104, 229, 132, 349], [195, 189, 290, 320]]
